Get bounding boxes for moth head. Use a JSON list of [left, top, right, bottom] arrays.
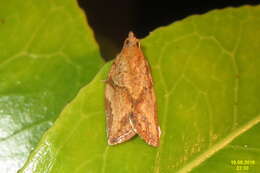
[[124, 31, 140, 48]]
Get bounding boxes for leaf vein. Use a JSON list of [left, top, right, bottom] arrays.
[[176, 115, 260, 173]]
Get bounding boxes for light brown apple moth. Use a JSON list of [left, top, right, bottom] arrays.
[[105, 32, 160, 147]]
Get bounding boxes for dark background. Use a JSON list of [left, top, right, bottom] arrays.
[[78, 0, 259, 60]]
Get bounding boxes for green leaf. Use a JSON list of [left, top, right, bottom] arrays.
[[20, 6, 260, 173], [0, 0, 103, 172]]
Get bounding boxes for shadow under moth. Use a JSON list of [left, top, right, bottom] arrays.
[[105, 32, 161, 147]]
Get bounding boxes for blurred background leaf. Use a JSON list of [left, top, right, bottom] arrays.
[[0, 0, 103, 172], [19, 6, 260, 173]]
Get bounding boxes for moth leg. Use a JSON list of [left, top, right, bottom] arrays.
[[130, 88, 160, 147], [105, 83, 136, 145]]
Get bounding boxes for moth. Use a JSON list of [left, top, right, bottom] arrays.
[[105, 32, 160, 147]]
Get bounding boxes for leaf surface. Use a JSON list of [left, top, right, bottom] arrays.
[[0, 0, 103, 172], [20, 6, 260, 173]]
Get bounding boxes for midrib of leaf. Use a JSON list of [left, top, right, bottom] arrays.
[[176, 115, 260, 173]]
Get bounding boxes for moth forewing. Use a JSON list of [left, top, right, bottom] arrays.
[[130, 65, 160, 147], [105, 72, 136, 145]]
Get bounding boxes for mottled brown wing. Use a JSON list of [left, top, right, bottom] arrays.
[[130, 62, 160, 147], [105, 81, 136, 145]]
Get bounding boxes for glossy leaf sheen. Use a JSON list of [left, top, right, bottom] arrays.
[[0, 0, 103, 172], [20, 6, 260, 173]]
